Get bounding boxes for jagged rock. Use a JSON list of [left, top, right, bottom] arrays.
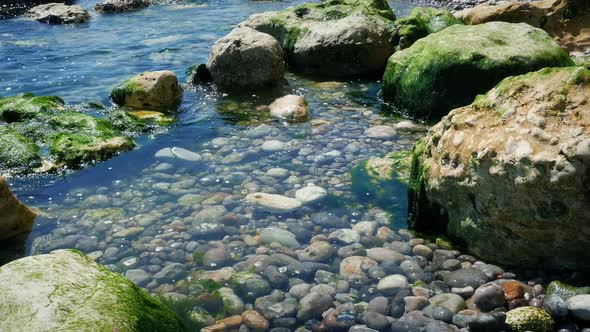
[[26, 3, 89, 24], [95, 0, 149, 13], [408, 66, 590, 269]]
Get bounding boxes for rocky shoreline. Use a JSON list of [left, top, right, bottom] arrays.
[[0, 0, 589, 331]]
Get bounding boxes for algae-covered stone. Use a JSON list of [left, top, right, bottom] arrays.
[[393, 7, 462, 50], [547, 281, 590, 301], [505, 307, 554, 332], [0, 125, 42, 172], [0, 93, 65, 122], [0, 176, 37, 241], [242, 0, 396, 78], [0, 249, 183, 332], [408, 66, 590, 270], [351, 151, 411, 208], [110, 71, 183, 112], [382, 21, 574, 121]]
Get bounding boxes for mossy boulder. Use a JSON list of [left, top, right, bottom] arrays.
[[241, 0, 396, 78], [393, 7, 463, 50], [547, 281, 590, 301], [408, 66, 590, 270], [351, 151, 411, 208], [0, 249, 184, 331], [505, 307, 554, 332], [0, 93, 138, 174], [110, 71, 183, 112], [382, 21, 574, 121]]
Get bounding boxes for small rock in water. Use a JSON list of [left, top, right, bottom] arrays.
[[260, 227, 300, 248], [27, 3, 90, 24], [261, 140, 286, 152], [364, 125, 396, 139], [269, 94, 310, 122], [155, 147, 201, 161], [266, 167, 289, 178], [245, 193, 302, 213], [295, 185, 327, 204]]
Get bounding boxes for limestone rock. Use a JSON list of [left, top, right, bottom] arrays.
[[0, 177, 37, 241], [110, 71, 183, 112], [408, 66, 590, 269], [269, 94, 310, 122], [242, 0, 396, 78], [382, 21, 574, 120], [26, 3, 89, 24], [0, 250, 183, 331], [207, 27, 284, 89]]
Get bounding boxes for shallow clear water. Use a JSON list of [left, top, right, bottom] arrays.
[[1, 0, 422, 291]]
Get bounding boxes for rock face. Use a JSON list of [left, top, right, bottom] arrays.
[[26, 3, 89, 24], [241, 0, 396, 78], [457, 0, 590, 54], [95, 0, 149, 13], [0, 250, 182, 331], [392, 7, 462, 50], [382, 22, 574, 120], [408, 66, 590, 270], [207, 27, 284, 89], [0, 177, 37, 241], [110, 71, 183, 111], [0, 94, 136, 174], [269, 95, 309, 122]]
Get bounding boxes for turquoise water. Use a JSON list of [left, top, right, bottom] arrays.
[[0, 0, 422, 290]]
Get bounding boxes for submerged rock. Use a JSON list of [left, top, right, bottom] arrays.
[[392, 7, 462, 50], [269, 94, 310, 122], [0, 93, 135, 173], [95, 0, 149, 13], [110, 71, 183, 112], [26, 3, 89, 24], [0, 249, 183, 331], [0, 176, 37, 242], [408, 66, 590, 269], [207, 27, 284, 89], [382, 21, 574, 120], [241, 0, 396, 78], [457, 0, 590, 54], [245, 193, 302, 213]]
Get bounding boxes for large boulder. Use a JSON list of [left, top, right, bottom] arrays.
[[392, 7, 463, 50], [110, 71, 183, 111], [0, 249, 183, 331], [457, 0, 590, 54], [95, 0, 149, 13], [0, 176, 37, 242], [26, 3, 89, 24], [207, 27, 284, 89], [0, 93, 136, 173], [382, 21, 574, 121], [407, 66, 590, 270], [241, 0, 396, 78]]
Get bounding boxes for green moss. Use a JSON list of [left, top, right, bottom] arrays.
[[0, 125, 42, 171], [393, 7, 462, 50], [546, 280, 590, 301], [505, 307, 554, 332], [382, 22, 574, 121], [110, 79, 144, 106], [0, 93, 65, 122], [50, 133, 134, 168]]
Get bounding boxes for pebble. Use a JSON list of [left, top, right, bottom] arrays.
[[472, 282, 506, 312], [261, 140, 286, 152], [295, 185, 327, 204], [566, 294, 590, 320], [328, 229, 360, 245], [377, 274, 409, 295], [246, 193, 302, 213], [364, 125, 396, 139], [260, 227, 300, 248]]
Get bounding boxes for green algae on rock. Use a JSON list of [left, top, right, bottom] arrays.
[[505, 307, 554, 332], [407, 66, 590, 270], [0, 93, 138, 173], [351, 151, 411, 210], [547, 280, 590, 301], [392, 7, 463, 50], [382, 21, 574, 121], [241, 0, 396, 78], [0, 249, 184, 332], [110, 71, 183, 112]]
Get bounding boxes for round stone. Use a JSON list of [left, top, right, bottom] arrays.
[[295, 186, 327, 204], [364, 125, 396, 139], [261, 140, 286, 152], [566, 294, 590, 321], [377, 275, 408, 295], [245, 193, 302, 213]]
